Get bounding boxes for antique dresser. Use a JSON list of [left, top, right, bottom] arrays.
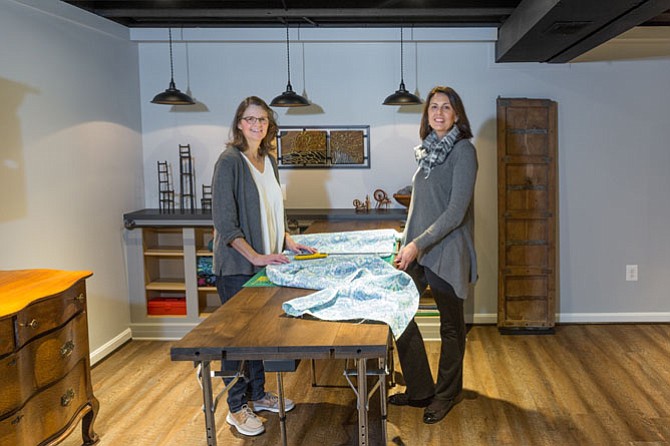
[[0, 269, 98, 445]]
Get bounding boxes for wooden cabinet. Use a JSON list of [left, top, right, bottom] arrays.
[[497, 98, 558, 333], [0, 269, 98, 446]]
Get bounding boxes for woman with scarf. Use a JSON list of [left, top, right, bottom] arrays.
[[389, 86, 478, 424]]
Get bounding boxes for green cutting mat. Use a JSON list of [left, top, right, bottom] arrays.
[[243, 268, 274, 287]]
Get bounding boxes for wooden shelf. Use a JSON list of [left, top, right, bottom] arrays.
[[196, 250, 213, 256], [198, 286, 216, 292], [144, 247, 184, 256], [147, 314, 187, 318], [146, 280, 186, 291]]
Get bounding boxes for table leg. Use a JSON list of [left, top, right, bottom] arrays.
[[310, 359, 317, 386], [356, 359, 369, 446], [276, 372, 288, 446], [379, 356, 388, 444], [200, 361, 217, 446]]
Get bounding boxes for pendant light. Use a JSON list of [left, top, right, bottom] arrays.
[[271, 25, 310, 107], [151, 28, 195, 105], [383, 28, 422, 106]]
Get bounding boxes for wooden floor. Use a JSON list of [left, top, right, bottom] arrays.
[[59, 324, 670, 446]]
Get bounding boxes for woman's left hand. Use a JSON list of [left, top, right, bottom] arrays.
[[285, 234, 318, 254]]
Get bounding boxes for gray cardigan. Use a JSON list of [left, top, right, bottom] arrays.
[[404, 138, 478, 299], [211, 147, 285, 277]]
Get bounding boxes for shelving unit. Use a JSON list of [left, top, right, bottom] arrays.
[[143, 228, 185, 299], [125, 223, 218, 338]]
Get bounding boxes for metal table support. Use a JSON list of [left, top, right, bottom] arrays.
[[343, 357, 389, 446]]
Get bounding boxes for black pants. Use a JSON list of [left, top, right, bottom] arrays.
[[395, 262, 466, 402]]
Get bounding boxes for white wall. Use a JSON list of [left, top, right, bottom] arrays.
[[0, 0, 144, 361], [134, 27, 670, 323]]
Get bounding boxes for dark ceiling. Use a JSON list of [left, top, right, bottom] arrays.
[[61, 0, 670, 63]]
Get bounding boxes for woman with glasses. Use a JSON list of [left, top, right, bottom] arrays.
[[211, 96, 315, 436], [389, 86, 478, 424]]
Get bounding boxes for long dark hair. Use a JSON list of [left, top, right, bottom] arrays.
[[227, 96, 278, 156], [419, 86, 473, 141]]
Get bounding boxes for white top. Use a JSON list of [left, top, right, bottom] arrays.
[[242, 155, 285, 255]]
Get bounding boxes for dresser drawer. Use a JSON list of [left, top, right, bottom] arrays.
[[15, 281, 86, 348], [0, 360, 90, 446], [0, 313, 89, 415], [0, 408, 25, 446], [0, 316, 14, 357], [0, 353, 21, 416]]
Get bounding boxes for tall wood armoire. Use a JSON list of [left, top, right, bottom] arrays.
[[497, 98, 558, 333]]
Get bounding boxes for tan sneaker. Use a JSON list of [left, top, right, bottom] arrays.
[[226, 404, 264, 436], [251, 392, 295, 413]]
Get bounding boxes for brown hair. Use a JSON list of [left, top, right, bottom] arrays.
[[419, 86, 473, 141], [227, 96, 278, 156]]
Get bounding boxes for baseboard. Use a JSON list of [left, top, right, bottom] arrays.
[[129, 322, 199, 340], [557, 312, 670, 323], [417, 311, 670, 341], [89, 328, 132, 366]]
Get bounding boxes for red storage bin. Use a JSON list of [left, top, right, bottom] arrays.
[[148, 297, 186, 316]]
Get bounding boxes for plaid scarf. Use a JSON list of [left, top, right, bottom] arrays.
[[414, 126, 461, 179]]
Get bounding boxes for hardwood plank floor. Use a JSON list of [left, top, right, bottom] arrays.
[[59, 324, 670, 446]]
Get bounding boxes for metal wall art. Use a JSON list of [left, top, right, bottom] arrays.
[[276, 125, 370, 169]]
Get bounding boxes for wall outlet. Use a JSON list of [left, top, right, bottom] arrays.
[[626, 264, 638, 281]]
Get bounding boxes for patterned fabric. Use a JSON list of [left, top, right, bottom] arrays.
[[269, 230, 419, 337], [285, 228, 401, 256], [197, 256, 217, 286], [415, 126, 461, 179]]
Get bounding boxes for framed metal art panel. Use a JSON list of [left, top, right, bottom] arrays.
[[276, 125, 370, 169]]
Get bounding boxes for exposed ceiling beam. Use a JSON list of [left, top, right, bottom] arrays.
[[549, 0, 670, 62], [496, 0, 670, 63], [97, 8, 514, 20]]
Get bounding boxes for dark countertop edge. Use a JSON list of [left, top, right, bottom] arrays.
[[123, 208, 407, 229]]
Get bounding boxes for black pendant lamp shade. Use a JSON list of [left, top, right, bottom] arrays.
[[383, 28, 422, 106], [271, 26, 309, 107], [151, 28, 195, 105]]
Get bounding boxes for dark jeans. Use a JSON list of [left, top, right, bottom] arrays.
[[395, 262, 466, 402], [216, 274, 266, 412]]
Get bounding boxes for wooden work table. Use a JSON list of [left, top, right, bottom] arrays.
[[170, 219, 404, 446]]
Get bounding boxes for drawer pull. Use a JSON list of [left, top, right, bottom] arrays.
[[74, 293, 85, 303], [61, 389, 75, 407], [11, 415, 23, 425], [60, 340, 75, 358], [20, 319, 39, 329]]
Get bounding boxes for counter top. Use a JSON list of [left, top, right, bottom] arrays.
[[123, 208, 407, 229]]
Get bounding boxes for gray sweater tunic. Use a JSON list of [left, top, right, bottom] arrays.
[[211, 147, 285, 277], [404, 138, 478, 299]]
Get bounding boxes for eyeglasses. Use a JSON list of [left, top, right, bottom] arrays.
[[241, 116, 269, 125]]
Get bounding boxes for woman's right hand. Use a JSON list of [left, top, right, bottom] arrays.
[[394, 241, 418, 271], [252, 253, 290, 266], [231, 237, 290, 266]]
